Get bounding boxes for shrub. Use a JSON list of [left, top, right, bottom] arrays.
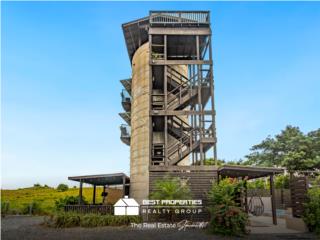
[[49, 212, 81, 228], [57, 184, 69, 192], [21, 201, 44, 215], [149, 176, 191, 200], [1, 202, 10, 216], [208, 178, 249, 236], [45, 212, 141, 228], [275, 175, 290, 189], [247, 179, 267, 190], [303, 187, 320, 235], [55, 196, 88, 211]]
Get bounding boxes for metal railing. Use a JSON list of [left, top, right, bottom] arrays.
[[121, 89, 131, 103], [150, 11, 210, 25], [120, 124, 131, 138], [64, 205, 113, 215]]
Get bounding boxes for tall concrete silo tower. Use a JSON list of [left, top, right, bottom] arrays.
[[120, 11, 217, 203]]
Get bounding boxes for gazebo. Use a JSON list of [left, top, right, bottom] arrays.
[[218, 165, 284, 225], [66, 173, 130, 214]]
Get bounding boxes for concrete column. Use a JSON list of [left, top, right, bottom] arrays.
[[130, 43, 150, 203]]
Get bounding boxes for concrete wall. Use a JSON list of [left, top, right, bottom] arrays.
[[130, 43, 150, 203]]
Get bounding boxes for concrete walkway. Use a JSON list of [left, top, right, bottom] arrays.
[[249, 216, 303, 234]]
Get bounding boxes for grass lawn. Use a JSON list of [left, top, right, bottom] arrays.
[[1, 186, 122, 214]]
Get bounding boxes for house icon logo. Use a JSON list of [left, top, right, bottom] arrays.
[[114, 196, 139, 216]]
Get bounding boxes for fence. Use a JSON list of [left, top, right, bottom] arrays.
[[290, 176, 308, 217], [247, 189, 291, 209], [64, 205, 113, 215]]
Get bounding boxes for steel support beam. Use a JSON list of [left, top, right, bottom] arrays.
[[79, 180, 83, 204], [149, 27, 211, 36], [270, 174, 277, 225], [92, 184, 96, 204]]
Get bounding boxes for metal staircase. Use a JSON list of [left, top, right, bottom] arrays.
[[150, 65, 215, 165], [151, 66, 211, 111], [166, 116, 214, 165]]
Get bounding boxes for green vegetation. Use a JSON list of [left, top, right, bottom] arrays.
[[56, 184, 69, 192], [208, 178, 249, 236], [274, 174, 290, 189], [55, 196, 88, 211], [45, 212, 142, 228], [303, 187, 320, 235], [247, 178, 268, 190], [1, 186, 121, 215], [246, 174, 290, 190], [243, 126, 320, 171], [149, 176, 191, 200]]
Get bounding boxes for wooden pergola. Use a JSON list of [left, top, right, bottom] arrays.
[[218, 165, 284, 225], [68, 173, 130, 205]]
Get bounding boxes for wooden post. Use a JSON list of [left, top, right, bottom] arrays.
[[93, 185, 96, 205], [79, 180, 83, 204], [270, 174, 277, 225], [244, 178, 248, 213], [122, 176, 126, 197], [164, 35, 168, 166], [102, 185, 107, 204]]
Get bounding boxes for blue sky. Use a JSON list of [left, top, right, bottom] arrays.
[[2, 2, 320, 189]]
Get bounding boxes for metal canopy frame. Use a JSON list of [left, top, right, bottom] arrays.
[[68, 173, 130, 204], [218, 165, 284, 225], [68, 173, 130, 186], [218, 165, 284, 180]]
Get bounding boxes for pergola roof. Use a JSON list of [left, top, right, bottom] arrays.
[[218, 165, 284, 180], [68, 173, 130, 186]]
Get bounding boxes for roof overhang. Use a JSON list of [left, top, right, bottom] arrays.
[[122, 16, 149, 62], [68, 173, 130, 186], [218, 165, 284, 180]]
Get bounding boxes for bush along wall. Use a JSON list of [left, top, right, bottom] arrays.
[[303, 187, 320, 235], [207, 178, 249, 236], [45, 212, 142, 228]]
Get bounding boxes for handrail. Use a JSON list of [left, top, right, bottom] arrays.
[[167, 127, 199, 157], [150, 11, 210, 25], [167, 66, 191, 108], [121, 89, 131, 102], [120, 124, 131, 138], [169, 116, 191, 130]]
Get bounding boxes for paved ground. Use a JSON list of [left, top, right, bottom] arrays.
[[1, 216, 318, 240], [249, 216, 304, 234]]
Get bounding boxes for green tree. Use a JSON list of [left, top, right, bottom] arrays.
[[204, 158, 225, 166], [57, 184, 69, 192], [149, 176, 191, 200], [208, 178, 248, 236], [303, 187, 320, 235], [244, 126, 320, 171], [274, 175, 290, 189], [247, 178, 268, 189]]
